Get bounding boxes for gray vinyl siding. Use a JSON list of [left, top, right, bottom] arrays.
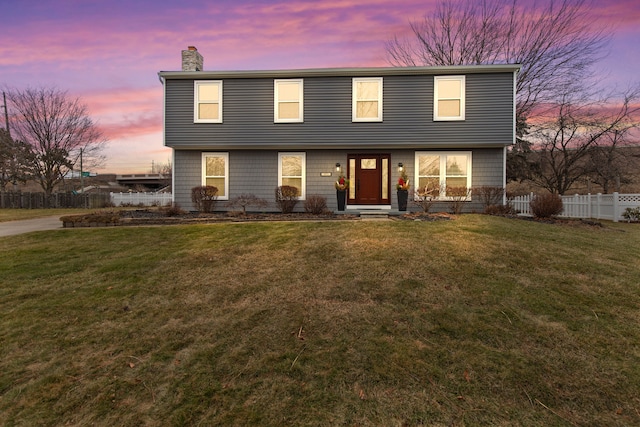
[[166, 66, 514, 212], [173, 150, 201, 210], [164, 73, 514, 150], [174, 147, 505, 212]]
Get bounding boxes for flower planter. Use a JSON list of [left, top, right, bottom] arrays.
[[336, 190, 346, 211], [397, 189, 408, 211]]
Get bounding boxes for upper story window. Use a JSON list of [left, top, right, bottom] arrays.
[[278, 152, 306, 199], [434, 76, 465, 121], [194, 81, 222, 123], [202, 152, 228, 199], [352, 77, 383, 122], [274, 79, 303, 123]]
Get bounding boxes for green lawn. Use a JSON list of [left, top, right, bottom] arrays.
[[1, 216, 639, 426]]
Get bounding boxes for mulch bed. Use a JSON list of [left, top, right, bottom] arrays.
[[120, 210, 361, 224], [62, 209, 360, 227], [61, 209, 458, 227], [118, 209, 455, 224], [60, 208, 612, 228]]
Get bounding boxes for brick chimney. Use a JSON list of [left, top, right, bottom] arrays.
[[182, 46, 203, 71]]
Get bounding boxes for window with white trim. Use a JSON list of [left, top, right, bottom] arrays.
[[353, 77, 383, 122], [278, 152, 306, 199], [434, 76, 465, 121], [274, 79, 303, 122], [194, 81, 222, 123], [202, 152, 228, 199], [415, 152, 472, 199]]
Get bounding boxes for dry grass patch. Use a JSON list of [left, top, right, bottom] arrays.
[[0, 208, 95, 222], [0, 217, 639, 426]]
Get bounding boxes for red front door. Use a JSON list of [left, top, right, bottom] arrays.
[[348, 154, 391, 205]]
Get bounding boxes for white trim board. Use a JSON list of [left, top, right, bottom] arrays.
[[347, 205, 391, 210]]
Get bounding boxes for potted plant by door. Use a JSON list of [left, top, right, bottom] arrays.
[[396, 172, 410, 211], [335, 175, 349, 211]]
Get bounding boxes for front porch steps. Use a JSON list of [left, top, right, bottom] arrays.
[[334, 209, 406, 220], [358, 210, 391, 220]]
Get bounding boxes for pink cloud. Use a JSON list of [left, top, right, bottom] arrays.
[[98, 114, 162, 141], [2, 0, 637, 175], [590, 0, 640, 28], [82, 87, 160, 116], [77, 86, 166, 173]]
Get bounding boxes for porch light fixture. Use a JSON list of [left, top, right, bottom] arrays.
[[398, 162, 404, 172], [335, 163, 341, 172]]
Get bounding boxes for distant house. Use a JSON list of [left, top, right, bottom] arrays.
[[159, 47, 520, 212]]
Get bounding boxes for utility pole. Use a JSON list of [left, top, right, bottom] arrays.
[[1, 92, 9, 136], [80, 148, 87, 208], [1, 92, 15, 195]]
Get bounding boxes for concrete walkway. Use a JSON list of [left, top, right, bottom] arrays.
[[0, 216, 64, 237]]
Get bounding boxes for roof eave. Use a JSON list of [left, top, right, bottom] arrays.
[[158, 64, 522, 80], [165, 142, 514, 150]]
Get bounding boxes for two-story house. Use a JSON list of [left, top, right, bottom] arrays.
[[159, 47, 520, 213]]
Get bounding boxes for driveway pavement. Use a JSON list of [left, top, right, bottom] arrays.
[[0, 216, 64, 237]]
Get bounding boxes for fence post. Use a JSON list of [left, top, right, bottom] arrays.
[[613, 192, 619, 222], [529, 192, 534, 216]]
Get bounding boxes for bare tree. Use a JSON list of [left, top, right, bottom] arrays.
[[151, 158, 172, 175], [525, 89, 639, 194], [6, 87, 106, 199], [386, 0, 608, 125], [587, 125, 640, 193], [150, 158, 172, 189], [385, 0, 640, 194]]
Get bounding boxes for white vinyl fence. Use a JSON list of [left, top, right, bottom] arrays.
[[110, 192, 173, 207], [511, 192, 640, 222]]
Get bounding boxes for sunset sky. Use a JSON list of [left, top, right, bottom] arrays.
[[2, 0, 639, 174]]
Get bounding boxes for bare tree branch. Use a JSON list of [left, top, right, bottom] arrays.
[[526, 88, 640, 194], [6, 87, 107, 199], [587, 88, 640, 192], [0, 128, 34, 189], [386, 0, 609, 124]]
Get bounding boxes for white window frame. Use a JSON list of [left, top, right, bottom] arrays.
[[202, 152, 229, 200], [352, 77, 383, 122], [434, 76, 465, 121], [274, 79, 304, 123], [414, 151, 472, 200], [278, 152, 306, 200], [194, 80, 223, 123]]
